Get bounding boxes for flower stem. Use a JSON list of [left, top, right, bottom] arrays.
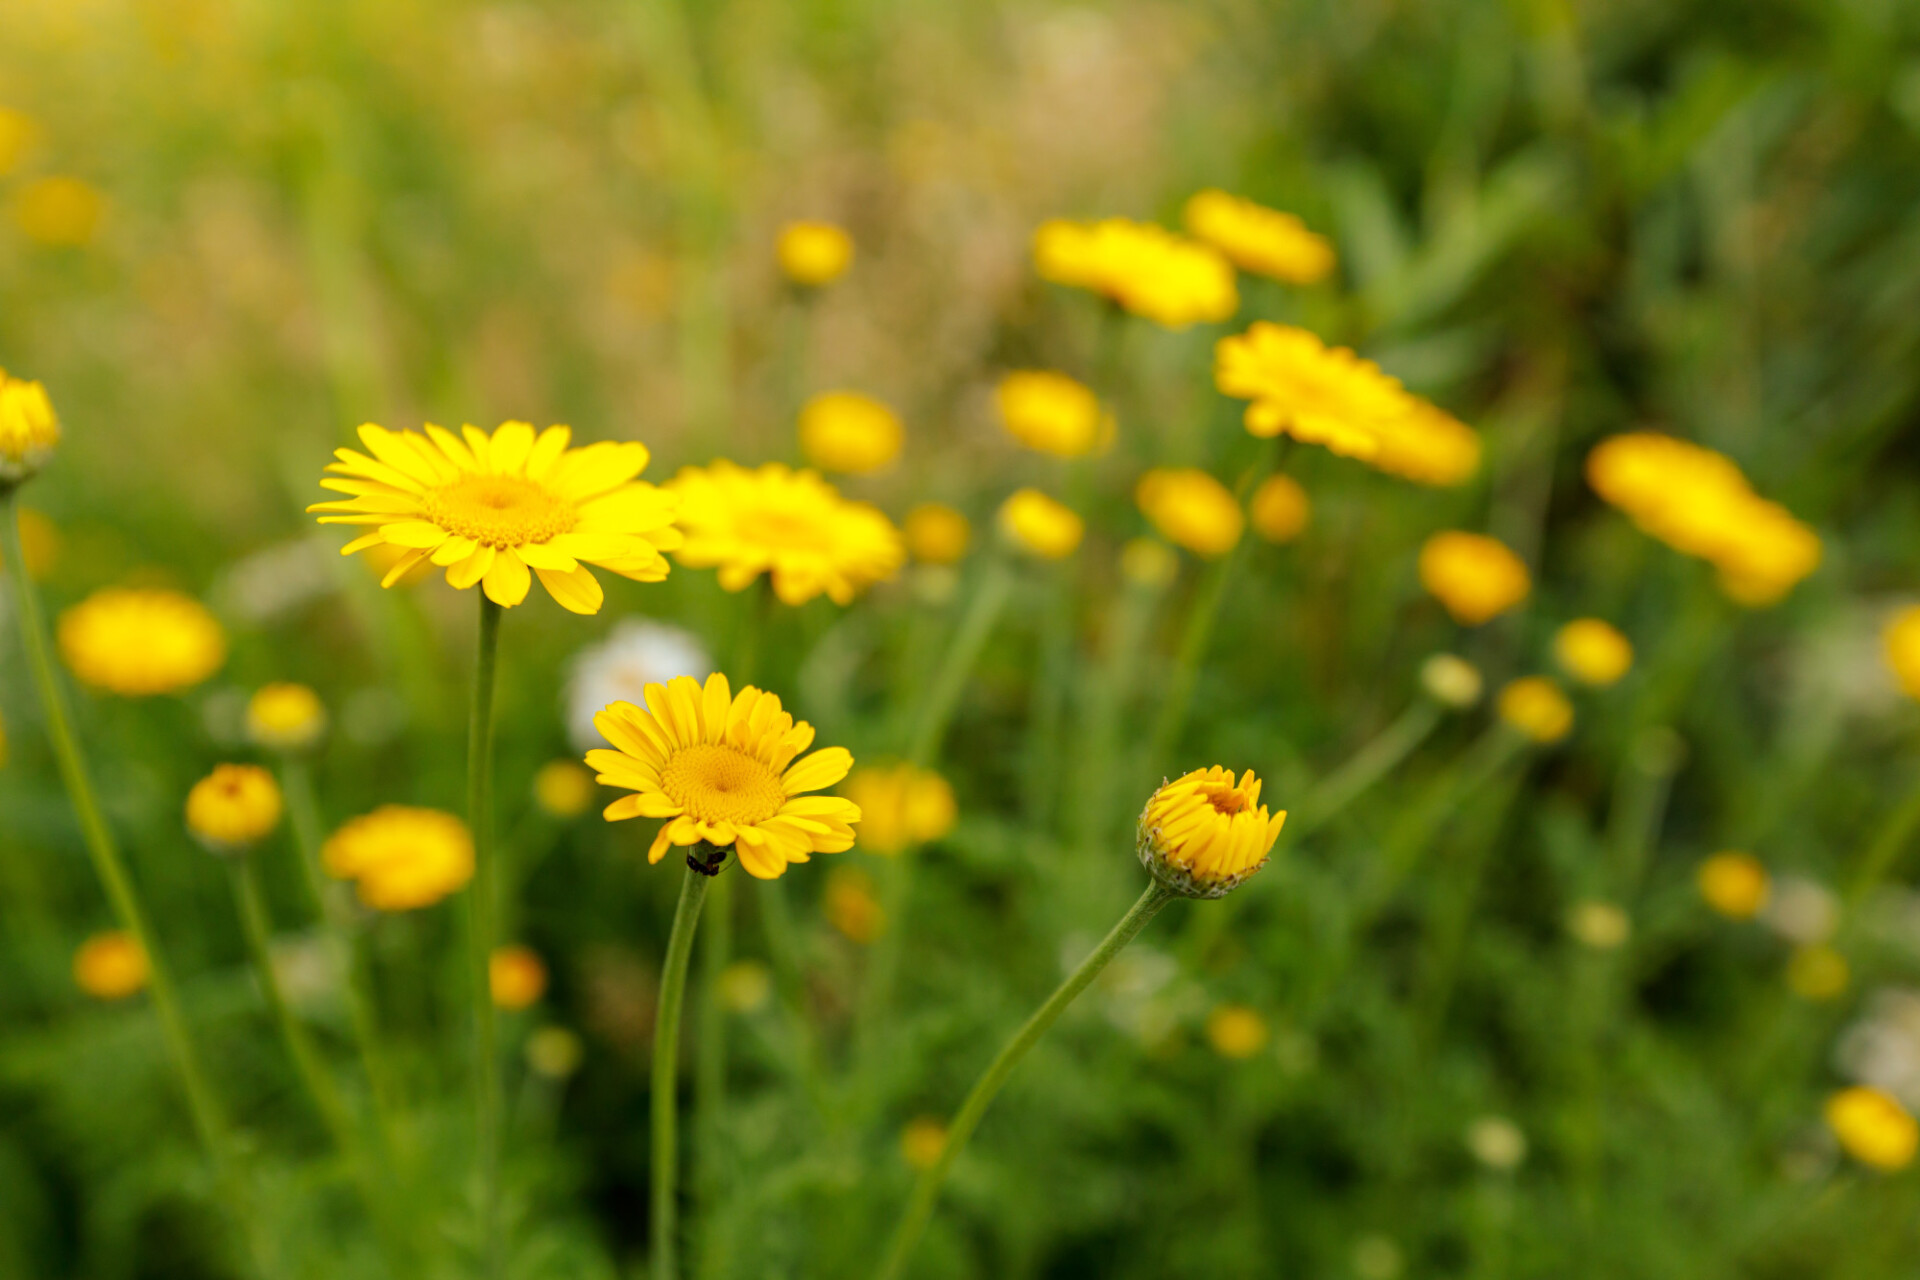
[[905, 556, 1014, 768], [873, 880, 1177, 1280], [464, 595, 504, 1278], [653, 851, 719, 1280]]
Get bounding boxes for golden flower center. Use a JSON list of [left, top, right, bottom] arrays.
[[425, 475, 577, 548], [661, 743, 788, 827], [1199, 784, 1253, 817]]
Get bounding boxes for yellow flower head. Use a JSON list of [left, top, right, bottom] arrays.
[[1367, 401, 1482, 487], [1786, 944, 1849, 1001], [901, 1117, 948, 1171], [670, 461, 904, 606], [1420, 532, 1531, 626], [1827, 1086, 1918, 1172], [186, 764, 284, 854], [903, 502, 971, 565], [0, 369, 60, 487], [1884, 606, 1920, 701], [1497, 676, 1573, 744], [995, 371, 1111, 458], [1553, 618, 1634, 687], [311, 422, 680, 615], [533, 759, 597, 818], [246, 683, 327, 752], [1421, 654, 1485, 709], [1137, 767, 1287, 899], [841, 763, 957, 855], [0, 107, 37, 177], [588, 672, 861, 880], [776, 221, 854, 287], [1249, 473, 1311, 544], [1135, 467, 1244, 558], [59, 588, 225, 696], [15, 176, 105, 246], [322, 806, 475, 911], [798, 391, 903, 475], [1182, 189, 1335, 284], [73, 930, 148, 1000], [1033, 218, 1238, 329], [1213, 323, 1403, 459], [997, 488, 1083, 560], [490, 945, 549, 1010], [824, 866, 885, 943], [1120, 537, 1179, 589], [1205, 1003, 1270, 1059], [1697, 852, 1769, 919]]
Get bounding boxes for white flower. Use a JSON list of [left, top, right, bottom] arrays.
[[565, 620, 711, 751], [1764, 875, 1838, 946]]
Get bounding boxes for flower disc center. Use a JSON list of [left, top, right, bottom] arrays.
[[1201, 784, 1253, 817], [661, 743, 787, 827], [427, 475, 577, 548]]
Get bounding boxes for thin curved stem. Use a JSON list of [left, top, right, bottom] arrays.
[[653, 852, 719, 1280], [906, 557, 1015, 768], [464, 596, 504, 1278]]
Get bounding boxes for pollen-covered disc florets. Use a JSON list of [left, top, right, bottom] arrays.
[[1136, 766, 1286, 899]]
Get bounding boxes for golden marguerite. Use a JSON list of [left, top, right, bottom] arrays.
[[1419, 531, 1531, 626], [1554, 619, 1634, 687], [670, 461, 904, 605], [1137, 766, 1287, 899], [1033, 217, 1238, 329], [490, 945, 549, 1010], [995, 371, 1110, 458], [1497, 677, 1574, 744], [73, 930, 148, 1000], [1214, 323, 1410, 459], [998, 488, 1083, 559], [322, 805, 475, 911], [1826, 1086, 1918, 1172], [1883, 605, 1920, 701], [0, 367, 60, 486], [1182, 189, 1335, 284], [798, 391, 903, 475], [777, 221, 854, 287], [1697, 851, 1769, 919], [1135, 467, 1244, 558], [903, 503, 971, 565], [59, 588, 226, 696], [185, 764, 284, 853], [841, 763, 957, 855], [246, 682, 327, 751]]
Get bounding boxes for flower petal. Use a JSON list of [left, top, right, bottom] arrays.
[[783, 746, 854, 795], [535, 565, 605, 615], [483, 551, 532, 607]]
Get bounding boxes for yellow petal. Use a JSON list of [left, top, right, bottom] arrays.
[[431, 536, 479, 566], [488, 421, 536, 474], [381, 548, 431, 588], [701, 673, 732, 744], [783, 746, 854, 795], [513, 541, 578, 572], [382, 521, 452, 550], [447, 544, 497, 590], [525, 425, 572, 480], [535, 564, 604, 615], [483, 551, 532, 607]]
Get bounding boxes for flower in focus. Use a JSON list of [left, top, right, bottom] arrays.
[[1697, 852, 1770, 919], [1567, 900, 1631, 949], [1465, 1116, 1528, 1171], [798, 391, 903, 475], [1205, 1004, 1269, 1059], [670, 461, 903, 606], [59, 588, 226, 696], [1135, 468, 1243, 558], [776, 221, 853, 287], [1214, 323, 1409, 459], [246, 683, 327, 752], [526, 1026, 584, 1078], [903, 503, 971, 565], [1421, 654, 1484, 709], [1248, 473, 1310, 544], [1826, 1086, 1918, 1171], [1498, 676, 1573, 744], [533, 760, 596, 818], [1787, 945, 1850, 1001], [1137, 767, 1286, 899], [1120, 537, 1179, 589], [185, 765, 284, 854], [1420, 532, 1531, 626], [998, 488, 1083, 560], [589, 672, 861, 879], [14, 176, 105, 246], [322, 806, 475, 911], [0, 107, 36, 176], [824, 866, 885, 943], [1182, 189, 1335, 284], [491, 945, 549, 1010], [717, 959, 772, 1013], [1033, 217, 1238, 329], [995, 371, 1111, 458], [0, 368, 60, 487], [841, 764, 957, 855], [1884, 606, 1920, 701], [901, 1117, 948, 1171], [1554, 618, 1634, 687], [567, 620, 711, 751], [74, 931, 148, 1000]]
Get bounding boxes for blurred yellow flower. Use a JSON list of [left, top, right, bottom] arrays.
[[73, 930, 148, 1000], [1135, 468, 1244, 558], [322, 805, 475, 911], [1367, 402, 1482, 487], [1566, 900, 1630, 949], [1786, 945, 1849, 1001], [0, 507, 59, 578], [671, 461, 903, 606], [1120, 537, 1179, 588], [998, 488, 1083, 560], [900, 1116, 948, 1171], [1421, 654, 1484, 709], [1553, 618, 1634, 687], [842, 763, 957, 855], [995, 371, 1111, 458], [59, 588, 225, 696], [526, 1026, 584, 1078], [1214, 323, 1403, 458], [717, 959, 772, 1013], [185, 764, 284, 853], [798, 391, 903, 475], [0, 368, 60, 487], [777, 221, 853, 287], [1033, 217, 1238, 329], [903, 503, 971, 565], [824, 866, 885, 943], [0, 107, 36, 177], [1498, 677, 1573, 743], [589, 672, 861, 879], [1826, 1086, 1918, 1172], [1883, 605, 1920, 701], [1420, 532, 1531, 626], [1248, 473, 1310, 544], [1182, 189, 1335, 284], [1205, 1004, 1269, 1059], [311, 422, 681, 615], [246, 683, 327, 752], [491, 945, 549, 1010], [1138, 766, 1286, 899], [1696, 852, 1769, 919], [533, 759, 596, 818], [14, 176, 105, 246]]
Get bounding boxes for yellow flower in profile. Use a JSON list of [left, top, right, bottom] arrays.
[[0, 507, 59, 578], [1883, 605, 1920, 701], [0, 107, 36, 177], [1566, 900, 1630, 949], [776, 221, 854, 287], [995, 371, 1111, 458], [1214, 323, 1408, 459], [59, 588, 226, 696], [1119, 537, 1179, 589], [998, 488, 1083, 560], [900, 1117, 948, 1171], [1205, 1004, 1269, 1059], [533, 760, 596, 818], [1421, 654, 1484, 709], [310, 422, 681, 615], [0, 368, 60, 486], [1033, 217, 1238, 329], [322, 806, 475, 911], [903, 503, 970, 565], [1368, 401, 1482, 487], [842, 764, 957, 855], [246, 683, 328, 752], [185, 765, 284, 854], [1786, 945, 1849, 1001], [1498, 676, 1573, 744], [1827, 1086, 1918, 1171], [1182, 190, 1335, 284], [670, 461, 904, 606], [15, 176, 105, 246], [588, 672, 861, 879], [74, 931, 148, 1000], [1249, 473, 1310, 544], [490, 945, 549, 1010], [1553, 619, 1633, 687], [1135, 468, 1244, 558], [1697, 852, 1769, 919], [1137, 767, 1287, 899], [824, 866, 885, 943], [798, 391, 903, 475], [1420, 532, 1531, 626]]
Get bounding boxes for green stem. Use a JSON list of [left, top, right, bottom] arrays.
[[1846, 781, 1920, 911], [694, 869, 733, 1200], [465, 595, 504, 1278], [873, 880, 1176, 1280], [1292, 700, 1444, 842], [905, 557, 1014, 767], [654, 852, 719, 1280]]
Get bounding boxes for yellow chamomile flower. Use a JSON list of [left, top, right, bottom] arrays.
[[1421, 654, 1484, 709], [59, 588, 226, 696], [1137, 767, 1287, 899], [1786, 945, 1849, 1001], [841, 764, 958, 855], [776, 221, 854, 287], [1182, 189, 1335, 284], [998, 488, 1083, 560], [798, 391, 904, 475], [1214, 323, 1407, 459], [322, 806, 475, 911], [533, 759, 597, 818], [1827, 1086, 1918, 1172], [246, 683, 327, 752], [1249, 473, 1310, 544], [1367, 401, 1483, 487], [588, 672, 861, 880], [185, 764, 284, 854], [1033, 217, 1238, 329], [1553, 618, 1633, 687], [1566, 900, 1630, 949], [824, 866, 885, 944], [1135, 468, 1244, 558], [0, 107, 36, 177], [490, 945, 549, 1010], [903, 503, 971, 566], [901, 1117, 949, 1171], [1697, 852, 1770, 919], [1205, 1004, 1269, 1059], [1420, 532, 1530, 626], [1498, 677, 1574, 744], [74, 930, 148, 1000], [995, 371, 1111, 458], [670, 461, 904, 606], [1883, 605, 1920, 701], [0, 368, 60, 488], [15, 176, 106, 247], [1120, 537, 1179, 589]]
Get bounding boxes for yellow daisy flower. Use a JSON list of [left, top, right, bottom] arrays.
[[1135, 467, 1244, 558], [246, 682, 328, 752], [995, 371, 1111, 458], [777, 221, 854, 287], [1214, 322, 1413, 460], [1249, 473, 1310, 544], [1033, 217, 1238, 329], [1137, 766, 1286, 899], [59, 587, 226, 696], [185, 764, 284, 854], [588, 672, 862, 880], [1182, 189, 1335, 284], [1697, 851, 1769, 919], [798, 391, 904, 475], [73, 930, 148, 1000], [1419, 531, 1531, 626], [1553, 618, 1633, 687], [0, 367, 60, 486], [490, 945, 549, 1010], [903, 503, 971, 565], [322, 805, 475, 911], [309, 421, 681, 615]]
